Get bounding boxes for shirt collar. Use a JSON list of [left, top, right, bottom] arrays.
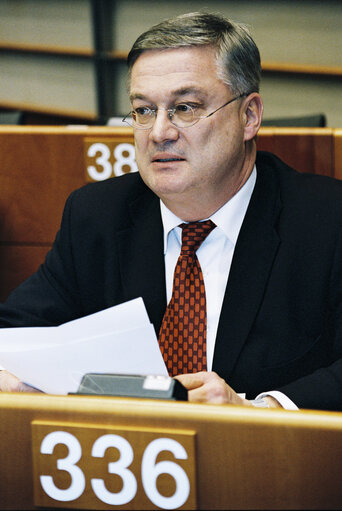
[[160, 165, 257, 254]]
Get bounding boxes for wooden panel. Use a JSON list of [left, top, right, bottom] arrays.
[[334, 129, 342, 181], [1, 393, 342, 510], [0, 245, 50, 301], [0, 129, 94, 243], [0, 126, 133, 300], [257, 128, 334, 177]]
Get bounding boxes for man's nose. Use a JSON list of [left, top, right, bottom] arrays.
[[149, 110, 179, 143]]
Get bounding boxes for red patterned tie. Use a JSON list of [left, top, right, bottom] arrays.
[[158, 220, 216, 376]]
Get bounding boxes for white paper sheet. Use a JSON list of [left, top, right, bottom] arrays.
[[0, 298, 151, 350], [0, 298, 168, 394], [60, 297, 151, 335]]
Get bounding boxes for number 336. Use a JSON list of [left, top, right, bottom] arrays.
[[39, 431, 191, 509]]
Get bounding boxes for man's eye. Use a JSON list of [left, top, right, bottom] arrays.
[[175, 104, 194, 113], [135, 107, 151, 116]]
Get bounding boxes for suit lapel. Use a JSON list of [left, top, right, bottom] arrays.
[[116, 186, 166, 336], [213, 158, 282, 379]]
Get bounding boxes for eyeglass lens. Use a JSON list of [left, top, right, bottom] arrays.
[[132, 104, 196, 128]]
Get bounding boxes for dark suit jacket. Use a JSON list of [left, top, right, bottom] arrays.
[[1, 152, 342, 411]]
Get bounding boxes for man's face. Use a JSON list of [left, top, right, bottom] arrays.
[[130, 46, 259, 218]]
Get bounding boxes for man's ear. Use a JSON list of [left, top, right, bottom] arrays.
[[243, 93, 263, 141]]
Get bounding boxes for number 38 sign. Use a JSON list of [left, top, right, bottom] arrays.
[[31, 421, 197, 510], [84, 138, 138, 182]]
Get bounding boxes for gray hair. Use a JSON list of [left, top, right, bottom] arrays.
[[127, 12, 261, 95]]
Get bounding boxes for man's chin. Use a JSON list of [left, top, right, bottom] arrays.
[[141, 167, 190, 196]]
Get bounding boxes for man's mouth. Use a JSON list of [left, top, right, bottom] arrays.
[[154, 158, 184, 162]]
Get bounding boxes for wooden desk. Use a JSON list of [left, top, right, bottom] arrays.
[[0, 393, 342, 510]]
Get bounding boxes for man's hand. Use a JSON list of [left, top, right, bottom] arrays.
[[0, 370, 42, 393], [175, 371, 253, 406]]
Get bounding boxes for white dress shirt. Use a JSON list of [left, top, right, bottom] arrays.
[[160, 167, 298, 411]]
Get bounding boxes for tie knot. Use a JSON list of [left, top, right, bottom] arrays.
[[180, 220, 216, 255]]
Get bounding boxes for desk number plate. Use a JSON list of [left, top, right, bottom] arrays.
[[32, 421, 197, 510], [84, 138, 137, 182]]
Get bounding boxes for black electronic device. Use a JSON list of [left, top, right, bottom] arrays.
[[73, 373, 188, 401]]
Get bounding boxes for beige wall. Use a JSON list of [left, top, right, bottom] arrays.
[[114, 0, 342, 66], [0, 0, 341, 125], [113, 0, 342, 125]]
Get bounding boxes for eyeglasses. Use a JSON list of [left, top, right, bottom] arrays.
[[122, 93, 247, 130]]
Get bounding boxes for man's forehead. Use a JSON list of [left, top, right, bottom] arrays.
[[129, 86, 208, 102], [133, 45, 216, 62], [129, 46, 225, 99], [131, 46, 217, 78]]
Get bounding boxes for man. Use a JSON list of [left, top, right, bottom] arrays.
[[1, 12, 342, 411]]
